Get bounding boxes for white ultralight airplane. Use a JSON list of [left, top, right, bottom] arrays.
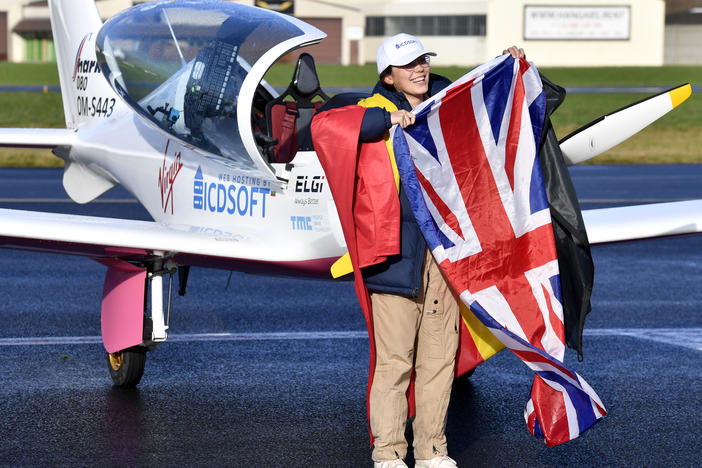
[[0, 0, 698, 386]]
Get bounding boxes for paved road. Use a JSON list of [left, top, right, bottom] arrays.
[[0, 166, 700, 467]]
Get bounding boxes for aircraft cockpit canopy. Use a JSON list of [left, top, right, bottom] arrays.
[[95, 1, 308, 169]]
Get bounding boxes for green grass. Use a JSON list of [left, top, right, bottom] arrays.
[[0, 63, 59, 85], [536, 66, 702, 87], [2, 62, 702, 166], [0, 92, 65, 128], [0, 148, 63, 167], [0, 91, 65, 167]]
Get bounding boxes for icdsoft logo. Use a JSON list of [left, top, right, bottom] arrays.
[[395, 39, 417, 49], [193, 167, 270, 218]]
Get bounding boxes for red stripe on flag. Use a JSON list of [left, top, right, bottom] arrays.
[[414, 166, 464, 240], [511, 348, 576, 380], [504, 67, 524, 191], [595, 401, 607, 417], [532, 375, 571, 446], [443, 79, 475, 102], [542, 283, 565, 346]]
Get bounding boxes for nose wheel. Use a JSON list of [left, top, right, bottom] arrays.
[[107, 346, 146, 387]]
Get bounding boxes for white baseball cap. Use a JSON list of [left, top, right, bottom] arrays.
[[376, 33, 436, 75]]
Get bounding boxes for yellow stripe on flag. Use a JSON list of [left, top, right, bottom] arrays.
[[460, 302, 505, 360]]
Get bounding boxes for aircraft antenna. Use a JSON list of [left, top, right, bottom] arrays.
[[162, 9, 186, 68]]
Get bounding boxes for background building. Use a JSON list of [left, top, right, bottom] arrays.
[[665, 1, 702, 64], [0, 0, 699, 67]]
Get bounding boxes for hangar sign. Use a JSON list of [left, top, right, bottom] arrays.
[[524, 5, 630, 40]]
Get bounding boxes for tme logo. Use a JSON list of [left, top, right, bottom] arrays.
[[158, 140, 183, 214]]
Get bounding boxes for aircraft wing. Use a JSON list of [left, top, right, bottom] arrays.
[[559, 84, 691, 166], [0, 208, 332, 275], [583, 200, 702, 244], [0, 128, 75, 148]]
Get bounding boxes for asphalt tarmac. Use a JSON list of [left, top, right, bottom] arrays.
[[0, 166, 701, 467]]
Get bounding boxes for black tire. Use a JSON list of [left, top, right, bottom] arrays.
[[107, 346, 146, 387]]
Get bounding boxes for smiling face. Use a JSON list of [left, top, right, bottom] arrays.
[[382, 55, 430, 109]]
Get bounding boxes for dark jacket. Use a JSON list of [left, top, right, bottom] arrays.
[[359, 73, 451, 296]]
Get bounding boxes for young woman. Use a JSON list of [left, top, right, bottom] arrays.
[[356, 34, 525, 468], [312, 33, 524, 468]]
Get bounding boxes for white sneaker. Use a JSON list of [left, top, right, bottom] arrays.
[[415, 455, 458, 468], [374, 459, 408, 468]]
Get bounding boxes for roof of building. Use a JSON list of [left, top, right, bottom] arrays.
[[12, 18, 52, 34]]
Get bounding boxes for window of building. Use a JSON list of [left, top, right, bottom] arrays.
[[24, 37, 55, 62], [365, 15, 486, 36]]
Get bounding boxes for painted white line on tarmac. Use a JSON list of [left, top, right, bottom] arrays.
[[0, 331, 368, 346], [586, 328, 702, 351], [0, 328, 700, 350]]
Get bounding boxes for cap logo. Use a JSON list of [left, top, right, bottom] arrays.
[[395, 39, 417, 49]]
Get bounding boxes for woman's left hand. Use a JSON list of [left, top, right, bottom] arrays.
[[503, 46, 526, 59]]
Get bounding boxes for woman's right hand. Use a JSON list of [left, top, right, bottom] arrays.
[[390, 110, 416, 128]]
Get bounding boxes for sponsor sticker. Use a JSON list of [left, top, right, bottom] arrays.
[[158, 139, 183, 214], [294, 175, 325, 193], [193, 166, 270, 218], [290, 214, 329, 232]]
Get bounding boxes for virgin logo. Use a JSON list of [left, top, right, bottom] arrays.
[[158, 139, 183, 214]]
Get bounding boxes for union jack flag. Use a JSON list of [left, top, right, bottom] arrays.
[[392, 55, 606, 446]]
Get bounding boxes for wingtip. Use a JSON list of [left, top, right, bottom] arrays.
[[669, 83, 692, 108]]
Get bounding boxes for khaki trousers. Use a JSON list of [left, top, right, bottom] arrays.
[[369, 251, 460, 462]]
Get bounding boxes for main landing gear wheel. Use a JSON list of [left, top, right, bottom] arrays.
[[107, 346, 146, 387]]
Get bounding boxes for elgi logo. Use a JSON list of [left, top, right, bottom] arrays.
[[295, 175, 324, 193]]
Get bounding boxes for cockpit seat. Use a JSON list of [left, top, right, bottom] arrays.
[[265, 53, 329, 163]]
